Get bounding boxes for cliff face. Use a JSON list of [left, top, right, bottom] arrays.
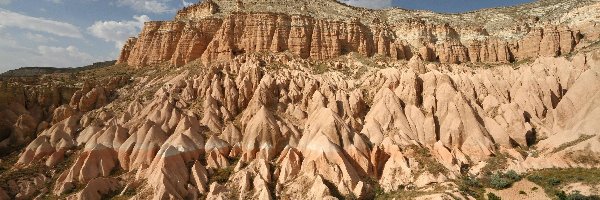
[[6, 1, 600, 199], [117, 0, 594, 67], [119, 13, 400, 67]]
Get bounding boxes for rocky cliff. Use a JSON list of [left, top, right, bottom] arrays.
[[118, 0, 598, 67], [3, 0, 600, 200]]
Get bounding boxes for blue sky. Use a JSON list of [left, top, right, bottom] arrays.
[[0, 0, 533, 73]]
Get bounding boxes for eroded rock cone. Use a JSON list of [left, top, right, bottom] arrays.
[[297, 107, 370, 195], [2, 0, 600, 199], [75, 177, 120, 200], [240, 106, 287, 162]]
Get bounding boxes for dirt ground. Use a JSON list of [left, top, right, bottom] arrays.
[[485, 180, 550, 200]]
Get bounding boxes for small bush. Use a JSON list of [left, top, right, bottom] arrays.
[[490, 174, 512, 189], [487, 192, 502, 200], [519, 190, 527, 195], [549, 177, 562, 186], [505, 170, 521, 180], [489, 170, 522, 189]]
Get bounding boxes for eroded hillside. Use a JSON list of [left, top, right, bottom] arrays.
[[1, 0, 600, 200]]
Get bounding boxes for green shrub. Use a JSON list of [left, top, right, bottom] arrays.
[[549, 177, 562, 186], [490, 174, 512, 189], [505, 170, 521, 181], [519, 190, 527, 195], [489, 170, 522, 189], [487, 192, 502, 200]]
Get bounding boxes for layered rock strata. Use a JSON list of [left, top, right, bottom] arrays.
[[117, 0, 594, 67]]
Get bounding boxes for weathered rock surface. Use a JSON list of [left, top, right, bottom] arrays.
[[118, 0, 597, 67], [6, 50, 600, 199], [2, 0, 600, 200]]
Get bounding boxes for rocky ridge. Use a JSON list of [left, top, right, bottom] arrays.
[[1, 0, 600, 200], [118, 0, 600, 67]]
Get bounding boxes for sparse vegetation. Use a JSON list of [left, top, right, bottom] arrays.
[[266, 61, 287, 72], [456, 170, 523, 198], [586, 40, 600, 50], [557, 190, 600, 200], [512, 58, 532, 69], [457, 168, 600, 199], [487, 192, 502, 200], [408, 145, 449, 176], [368, 176, 451, 200], [551, 135, 594, 154], [207, 157, 240, 185], [480, 153, 510, 176], [369, 178, 385, 198], [0, 149, 48, 193], [568, 149, 600, 166], [527, 168, 600, 199], [353, 65, 369, 79], [312, 62, 330, 74], [488, 170, 521, 189], [458, 175, 484, 199], [209, 167, 234, 184], [374, 187, 450, 200], [106, 180, 144, 200]]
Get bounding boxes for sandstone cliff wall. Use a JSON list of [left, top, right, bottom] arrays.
[[117, 1, 584, 67], [119, 13, 409, 67]]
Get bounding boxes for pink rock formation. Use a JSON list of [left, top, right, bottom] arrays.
[[75, 177, 120, 200], [3, 1, 600, 199], [117, 1, 586, 67]]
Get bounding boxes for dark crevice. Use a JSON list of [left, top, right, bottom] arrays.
[[526, 129, 537, 147], [433, 115, 441, 141]]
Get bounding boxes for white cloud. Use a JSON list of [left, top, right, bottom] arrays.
[[0, 9, 83, 38], [0, 44, 97, 72], [0, 28, 101, 73], [25, 32, 57, 43], [116, 0, 174, 13], [38, 45, 94, 62], [339, 0, 392, 9], [0, 0, 11, 5], [0, 30, 19, 48], [182, 0, 192, 7], [88, 15, 150, 48]]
